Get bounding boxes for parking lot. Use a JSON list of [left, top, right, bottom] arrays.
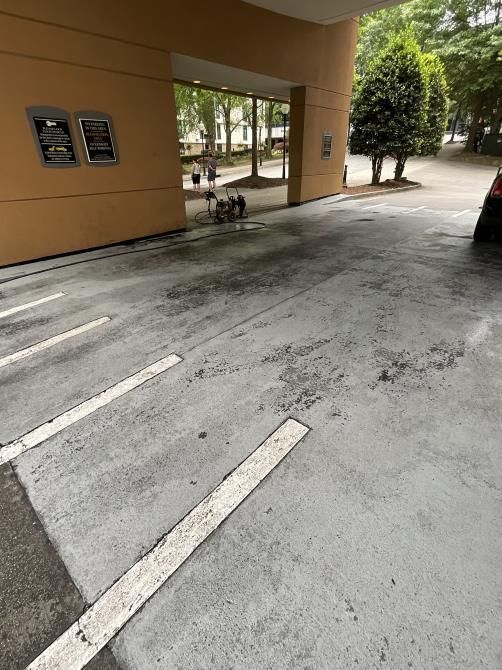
[[1, 191, 501, 669]]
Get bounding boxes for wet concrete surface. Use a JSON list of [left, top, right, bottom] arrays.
[[1, 197, 501, 668]]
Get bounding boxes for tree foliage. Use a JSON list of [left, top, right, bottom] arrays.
[[174, 84, 217, 149], [357, 0, 502, 147], [214, 93, 251, 162], [350, 32, 428, 182], [174, 83, 286, 175], [420, 53, 449, 155]]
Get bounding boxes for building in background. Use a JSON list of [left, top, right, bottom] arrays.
[[178, 108, 290, 155]]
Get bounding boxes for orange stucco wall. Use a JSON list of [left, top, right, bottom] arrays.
[[289, 86, 353, 203], [0, 2, 358, 266]]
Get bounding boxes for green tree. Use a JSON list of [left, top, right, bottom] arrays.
[[194, 88, 216, 151], [356, 1, 502, 152], [420, 53, 449, 155], [214, 93, 251, 163], [173, 84, 216, 151], [350, 32, 427, 183], [174, 84, 199, 137], [437, 2, 502, 149]]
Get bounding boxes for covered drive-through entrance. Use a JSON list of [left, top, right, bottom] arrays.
[[0, 0, 401, 266]]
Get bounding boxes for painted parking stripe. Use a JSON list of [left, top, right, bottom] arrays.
[[452, 209, 471, 218], [404, 205, 426, 214], [0, 353, 182, 465], [0, 317, 110, 370], [26, 418, 310, 670], [323, 195, 380, 206], [0, 292, 65, 320], [361, 202, 388, 210]]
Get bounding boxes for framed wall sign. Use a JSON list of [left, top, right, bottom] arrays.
[[75, 111, 119, 166], [27, 106, 79, 168], [321, 131, 333, 160]]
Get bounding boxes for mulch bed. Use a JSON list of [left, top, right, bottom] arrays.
[[223, 175, 288, 189], [342, 179, 420, 195], [185, 178, 419, 201], [184, 190, 205, 201]]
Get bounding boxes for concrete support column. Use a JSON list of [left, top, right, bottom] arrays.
[[287, 86, 351, 205]]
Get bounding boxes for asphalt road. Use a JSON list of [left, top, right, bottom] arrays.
[[1, 170, 501, 669], [183, 143, 498, 215]]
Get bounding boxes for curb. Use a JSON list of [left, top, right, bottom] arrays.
[[337, 182, 422, 202], [0, 223, 266, 284], [449, 155, 501, 168]]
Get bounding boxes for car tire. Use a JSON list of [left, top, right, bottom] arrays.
[[473, 221, 492, 241]]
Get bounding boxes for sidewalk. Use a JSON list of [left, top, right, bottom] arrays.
[[184, 145, 496, 230], [182, 158, 284, 184]]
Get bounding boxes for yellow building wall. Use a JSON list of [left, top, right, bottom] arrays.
[[0, 2, 358, 266], [289, 87, 352, 203]]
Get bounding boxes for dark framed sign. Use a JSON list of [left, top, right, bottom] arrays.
[[321, 131, 333, 160], [27, 106, 79, 168], [75, 111, 119, 166]]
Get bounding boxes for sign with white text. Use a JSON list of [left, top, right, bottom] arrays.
[[78, 118, 117, 164]]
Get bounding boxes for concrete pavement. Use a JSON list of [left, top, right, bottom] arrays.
[[184, 145, 498, 228], [1, 180, 501, 668]]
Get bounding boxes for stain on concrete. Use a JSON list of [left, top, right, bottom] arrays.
[[188, 358, 242, 382], [260, 338, 348, 414], [0, 463, 121, 670], [369, 340, 465, 389], [0, 315, 51, 338]]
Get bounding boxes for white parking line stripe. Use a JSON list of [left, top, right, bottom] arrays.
[[0, 292, 65, 320], [26, 418, 310, 670], [353, 196, 383, 203], [452, 209, 471, 218], [0, 317, 110, 369], [27, 419, 310, 670], [361, 202, 388, 210], [0, 353, 182, 465], [405, 205, 426, 214]]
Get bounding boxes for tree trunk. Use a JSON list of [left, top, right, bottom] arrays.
[[224, 107, 232, 163], [449, 107, 461, 143], [490, 104, 502, 135], [266, 102, 273, 159], [394, 152, 407, 180], [371, 154, 384, 184], [466, 98, 483, 152], [251, 97, 258, 177]]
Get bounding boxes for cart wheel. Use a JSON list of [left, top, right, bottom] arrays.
[[227, 210, 236, 222], [215, 203, 224, 222]]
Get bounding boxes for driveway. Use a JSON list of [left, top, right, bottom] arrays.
[[1, 195, 501, 669]]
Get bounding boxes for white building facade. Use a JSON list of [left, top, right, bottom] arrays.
[[178, 107, 289, 155]]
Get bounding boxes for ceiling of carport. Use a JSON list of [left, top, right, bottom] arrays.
[[242, 0, 404, 24]]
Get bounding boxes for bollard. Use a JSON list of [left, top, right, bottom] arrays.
[[343, 164, 348, 187]]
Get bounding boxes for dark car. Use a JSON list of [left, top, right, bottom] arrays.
[[473, 167, 502, 241]]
